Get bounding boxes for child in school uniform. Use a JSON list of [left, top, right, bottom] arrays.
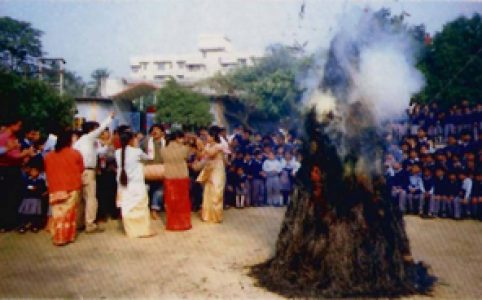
[[421, 167, 435, 216], [429, 167, 447, 217], [234, 167, 248, 208], [262, 151, 282, 206], [405, 164, 425, 214], [443, 172, 459, 218], [455, 171, 473, 219], [472, 172, 482, 220], [280, 152, 301, 206], [18, 163, 47, 233]]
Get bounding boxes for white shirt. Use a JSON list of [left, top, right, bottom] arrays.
[[280, 158, 301, 175], [42, 134, 57, 155], [263, 159, 282, 176], [74, 116, 112, 168], [115, 146, 150, 212], [461, 177, 473, 200]]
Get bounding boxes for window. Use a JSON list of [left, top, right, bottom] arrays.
[[155, 62, 165, 70], [177, 61, 185, 69], [131, 65, 140, 73], [154, 75, 168, 82], [177, 75, 184, 79], [187, 65, 203, 72], [238, 58, 247, 65], [140, 62, 148, 70]]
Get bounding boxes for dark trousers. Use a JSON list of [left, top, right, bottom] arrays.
[[190, 178, 203, 211], [281, 190, 291, 206], [96, 170, 119, 219], [19, 214, 43, 229], [0, 166, 23, 230]]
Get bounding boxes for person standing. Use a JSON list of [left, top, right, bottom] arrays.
[[0, 119, 35, 232], [197, 126, 227, 223], [263, 151, 283, 206], [96, 128, 118, 221], [115, 130, 154, 238], [44, 130, 84, 246], [74, 113, 114, 233], [142, 124, 166, 219], [17, 161, 47, 233], [160, 130, 194, 230]]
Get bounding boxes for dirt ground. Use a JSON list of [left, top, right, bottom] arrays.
[[0, 207, 481, 299]]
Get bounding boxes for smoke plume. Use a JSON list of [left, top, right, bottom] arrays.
[[304, 6, 425, 176]]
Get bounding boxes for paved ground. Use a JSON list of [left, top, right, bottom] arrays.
[[0, 208, 481, 299]]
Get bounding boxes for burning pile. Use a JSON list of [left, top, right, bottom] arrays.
[[250, 8, 434, 298]]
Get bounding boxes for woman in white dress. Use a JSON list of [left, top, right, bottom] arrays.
[[115, 131, 154, 238]]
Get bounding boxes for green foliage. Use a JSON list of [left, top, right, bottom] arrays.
[[0, 16, 43, 74], [417, 14, 482, 107], [0, 71, 74, 133], [155, 80, 213, 128], [206, 45, 308, 128], [88, 68, 110, 96]]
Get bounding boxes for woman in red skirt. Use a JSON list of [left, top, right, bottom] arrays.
[[44, 130, 84, 246], [160, 130, 196, 230]]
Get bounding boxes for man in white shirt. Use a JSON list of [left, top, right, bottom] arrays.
[[262, 151, 283, 206], [74, 112, 114, 233]]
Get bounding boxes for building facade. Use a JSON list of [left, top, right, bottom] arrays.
[[129, 35, 263, 84]]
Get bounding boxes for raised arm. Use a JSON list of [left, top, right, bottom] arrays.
[[85, 113, 114, 140]]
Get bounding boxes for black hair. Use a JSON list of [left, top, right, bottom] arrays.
[[55, 129, 73, 152], [82, 121, 99, 134], [119, 131, 134, 187], [166, 129, 184, 145], [149, 123, 163, 134], [208, 126, 221, 143]]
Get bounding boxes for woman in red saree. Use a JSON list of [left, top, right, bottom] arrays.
[[44, 130, 84, 246], [160, 130, 195, 230]]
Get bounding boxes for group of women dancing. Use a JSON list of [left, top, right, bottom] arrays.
[[44, 125, 228, 245]]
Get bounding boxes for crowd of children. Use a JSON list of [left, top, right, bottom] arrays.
[[385, 101, 481, 220], [1, 101, 480, 236]]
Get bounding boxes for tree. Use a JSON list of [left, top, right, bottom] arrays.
[[417, 14, 482, 107], [0, 70, 74, 133], [0, 17, 43, 75], [155, 79, 213, 129], [88, 68, 110, 96], [206, 45, 308, 129]]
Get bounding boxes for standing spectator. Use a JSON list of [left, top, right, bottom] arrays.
[[17, 161, 47, 233], [142, 124, 166, 219], [280, 151, 301, 205], [263, 151, 282, 206], [115, 130, 154, 238], [421, 167, 435, 216], [44, 130, 84, 246], [250, 150, 266, 207], [455, 171, 473, 219], [405, 164, 425, 214], [472, 172, 481, 220], [443, 172, 459, 218], [429, 167, 447, 218], [0, 119, 34, 232], [234, 167, 248, 208], [225, 164, 237, 208], [242, 152, 253, 207], [74, 113, 114, 233]]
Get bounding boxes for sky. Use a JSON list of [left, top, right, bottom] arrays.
[[1, 0, 481, 81]]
